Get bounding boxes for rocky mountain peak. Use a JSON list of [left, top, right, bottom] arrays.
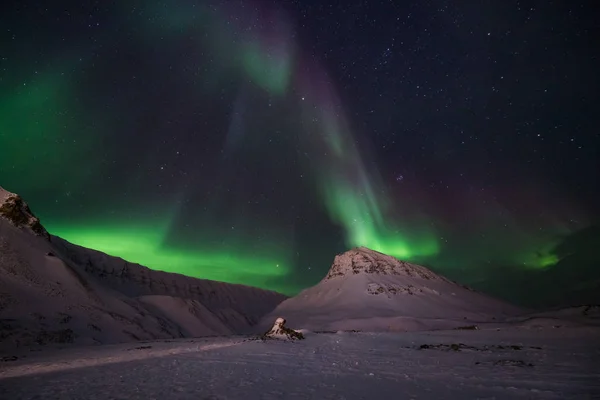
[[0, 186, 49, 239], [323, 247, 442, 281]]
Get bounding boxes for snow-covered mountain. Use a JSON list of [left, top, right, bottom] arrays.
[[0, 186, 286, 351], [259, 247, 524, 332]]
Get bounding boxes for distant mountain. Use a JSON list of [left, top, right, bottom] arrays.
[[545, 224, 600, 306], [0, 186, 286, 351], [259, 247, 524, 332], [460, 225, 600, 309]]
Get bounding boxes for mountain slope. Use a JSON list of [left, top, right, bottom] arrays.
[[0, 186, 286, 350], [50, 235, 285, 332], [260, 247, 524, 332]]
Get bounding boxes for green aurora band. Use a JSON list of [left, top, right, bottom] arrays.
[[48, 220, 291, 288], [133, 2, 437, 259], [0, 1, 565, 297], [294, 65, 439, 259]]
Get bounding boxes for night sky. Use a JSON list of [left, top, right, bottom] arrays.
[[1, 1, 598, 306]]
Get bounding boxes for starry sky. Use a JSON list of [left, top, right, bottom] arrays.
[[1, 1, 598, 306]]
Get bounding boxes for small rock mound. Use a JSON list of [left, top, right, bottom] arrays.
[[324, 247, 443, 281], [0, 186, 49, 239], [262, 317, 304, 340]]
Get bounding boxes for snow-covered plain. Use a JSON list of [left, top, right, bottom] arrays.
[[1, 326, 599, 399]]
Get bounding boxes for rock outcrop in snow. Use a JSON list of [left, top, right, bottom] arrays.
[[259, 247, 524, 333], [0, 187, 286, 351], [262, 317, 304, 340], [325, 247, 443, 281], [0, 186, 49, 239]]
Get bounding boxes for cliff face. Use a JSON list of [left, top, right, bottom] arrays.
[[324, 247, 446, 282]]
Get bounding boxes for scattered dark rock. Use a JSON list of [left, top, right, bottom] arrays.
[[419, 343, 538, 352], [453, 325, 479, 330], [88, 323, 102, 332], [46, 252, 55, 257], [0, 319, 16, 332], [450, 343, 463, 351], [493, 359, 534, 367], [122, 330, 141, 341], [582, 305, 599, 316], [128, 345, 152, 351], [31, 312, 46, 321], [1, 355, 18, 362], [57, 312, 72, 324], [419, 343, 475, 352], [35, 328, 75, 344]]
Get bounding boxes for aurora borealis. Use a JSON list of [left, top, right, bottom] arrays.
[[1, 1, 598, 304]]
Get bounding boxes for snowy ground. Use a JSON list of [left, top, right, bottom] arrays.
[[1, 327, 599, 399]]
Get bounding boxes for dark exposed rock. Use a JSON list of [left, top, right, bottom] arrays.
[[324, 247, 450, 282], [34, 328, 75, 345], [262, 317, 304, 340], [492, 359, 534, 367], [127, 345, 152, 351], [453, 325, 479, 330], [0, 188, 50, 240], [418, 343, 536, 352]]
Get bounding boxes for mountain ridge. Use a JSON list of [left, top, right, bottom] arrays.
[[0, 186, 286, 350]]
